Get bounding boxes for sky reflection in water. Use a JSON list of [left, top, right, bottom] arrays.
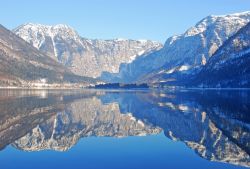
[[0, 89, 249, 169]]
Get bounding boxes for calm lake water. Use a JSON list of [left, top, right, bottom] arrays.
[[0, 89, 249, 169]]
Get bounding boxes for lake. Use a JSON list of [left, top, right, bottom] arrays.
[[0, 89, 249, 169]]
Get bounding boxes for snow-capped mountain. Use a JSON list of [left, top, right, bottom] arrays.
[[103, 11, 250, 83], [14, 23, 162, 78], [0, 24, 95, 87], [193, 21, 250, 87]]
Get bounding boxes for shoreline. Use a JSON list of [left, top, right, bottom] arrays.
[[0, 86, 250, 90]]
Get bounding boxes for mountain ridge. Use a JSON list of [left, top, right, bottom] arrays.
[[14, 23, 162, 78], [102, 11, 250, 84]]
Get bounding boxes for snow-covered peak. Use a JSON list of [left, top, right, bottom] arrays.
[[162, 11, 250, 61], [52, 24, 73, 30], [15, 23, 75, 32], [114, 38, 127, 41], [183, 11, 250, 37], [14, 23, 80, 42], [14, 23, 162, 78], [96, 38, 160, 46], [14, 23, 82, 57], [209, 11, 250, 18], [164, 11, 250, 46]]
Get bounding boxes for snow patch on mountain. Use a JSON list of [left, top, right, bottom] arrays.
[[107, 11, 250, 83], [14, 23, 162, 78]]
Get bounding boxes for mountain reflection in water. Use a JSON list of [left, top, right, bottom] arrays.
[[0, 89, 249, 168]]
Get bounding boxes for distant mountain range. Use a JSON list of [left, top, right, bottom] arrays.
[[14, 24, 162, 78], [0, 11, 250, 88]]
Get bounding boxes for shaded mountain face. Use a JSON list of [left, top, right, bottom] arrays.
[[0, 24, 96, 87], [1, 90, 249, 168], [14, 23, 162, 78], [192, 22, 250, 87], [0, 90, 85, 150], [103, 11, 250, 83]]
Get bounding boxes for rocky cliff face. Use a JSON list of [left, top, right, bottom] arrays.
[[14, 23, 162, 78], [193, 22, 250, 87]]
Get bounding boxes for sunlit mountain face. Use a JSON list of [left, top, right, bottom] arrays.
[[0, 89, 249, 169]]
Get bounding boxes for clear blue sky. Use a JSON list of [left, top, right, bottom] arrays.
[[2, 0, 250, 43]]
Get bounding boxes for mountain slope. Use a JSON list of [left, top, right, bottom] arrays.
[[14, 23, 162, 78], [0, 24, 95, 87], [192, 22, 250, 87], [104, 11, 250, 83]]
